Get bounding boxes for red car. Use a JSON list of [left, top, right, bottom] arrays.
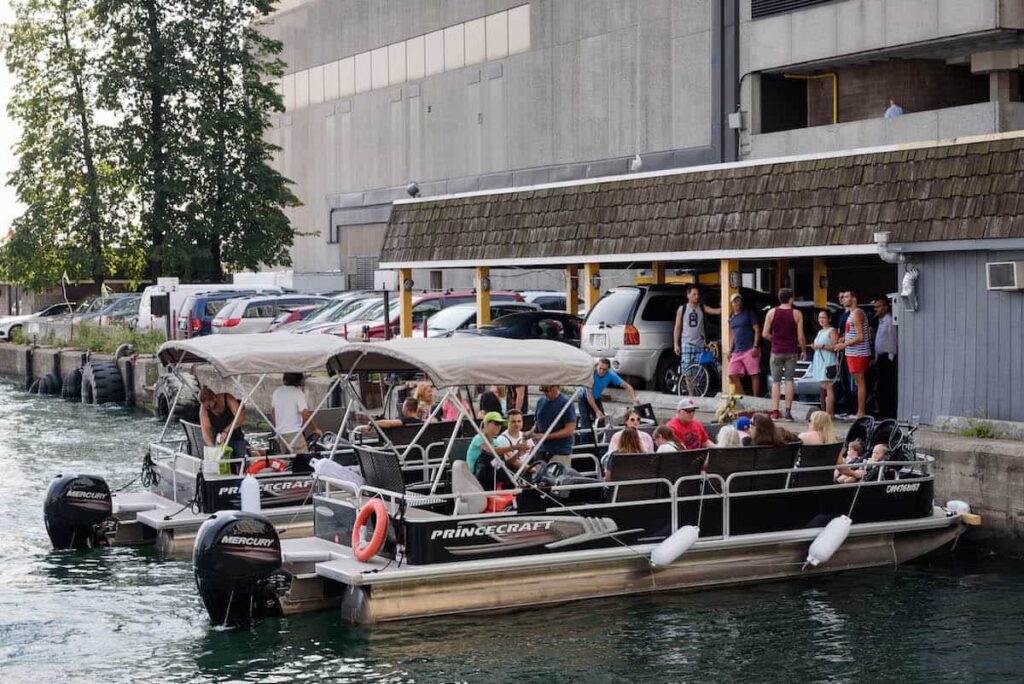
[[334, 290, 524, 339]]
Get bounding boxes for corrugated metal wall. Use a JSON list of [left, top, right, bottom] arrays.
[[899, 250, 1024, 424]]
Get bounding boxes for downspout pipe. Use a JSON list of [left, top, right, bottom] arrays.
[[784, 72, 838, 125]]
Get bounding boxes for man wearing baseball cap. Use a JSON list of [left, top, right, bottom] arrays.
[[665, 398, 715, 450], [727, 292, 761, 398], [735, 415, 752, 446], [467, 412, 524, 487]]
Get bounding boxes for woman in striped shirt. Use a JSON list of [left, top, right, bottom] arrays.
[[837, 290, 871, 418]]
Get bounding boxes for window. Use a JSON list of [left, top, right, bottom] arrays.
[[585, 289, 639, 326], [243, 303, 277, 318], [641, 295, 686, 322], [751, 0, 833, 20], [205, 300, 230, 316], [412, 300, 441, 323]]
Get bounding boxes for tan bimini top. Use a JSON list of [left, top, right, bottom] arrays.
[[158, 333, 348, 377], [326, 337, 595, 388]]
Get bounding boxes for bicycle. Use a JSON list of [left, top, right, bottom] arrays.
[[676, 342, 721, 398]]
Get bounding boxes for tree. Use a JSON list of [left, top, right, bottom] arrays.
[[1, 0, 144, 291], [98, 0, 298, 283], [187, 0, 298, 280]]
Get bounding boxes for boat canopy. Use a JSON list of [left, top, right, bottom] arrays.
[[158, 333, 348, 377], [326, 338, 595, 388]]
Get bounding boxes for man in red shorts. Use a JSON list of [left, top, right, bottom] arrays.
[[837, 290, 871, 418], [726, 293, 761, 397]]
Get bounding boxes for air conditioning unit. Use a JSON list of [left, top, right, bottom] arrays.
[[986, 261, 1024, 291]]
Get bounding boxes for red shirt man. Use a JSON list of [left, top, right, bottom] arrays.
[[665, 398, 715, 450]]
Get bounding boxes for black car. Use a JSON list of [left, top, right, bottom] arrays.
[[453, 311, 584, 347]]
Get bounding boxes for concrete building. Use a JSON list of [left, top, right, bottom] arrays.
[[259, 1, 740, 290]]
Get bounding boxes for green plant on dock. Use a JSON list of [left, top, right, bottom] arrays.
[[957, 412, 995, 439], [10, 323, 164, 355]]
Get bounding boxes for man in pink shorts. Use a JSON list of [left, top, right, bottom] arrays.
[[727, 293, 761, 397]]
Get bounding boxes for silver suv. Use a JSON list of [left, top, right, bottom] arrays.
[[581, 285, 690, 391]]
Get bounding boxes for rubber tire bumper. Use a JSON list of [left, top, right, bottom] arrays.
[[61, 368, 83, 401], [81, 361, 125, 405]]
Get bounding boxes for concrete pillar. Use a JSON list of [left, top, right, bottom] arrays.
[[583, 263, 601, 313], [774, 259, 789, 293], [990, 71, 1021, 103], [475, 266, 491, 326], [398, 268, 413, 338], [720, 259, 739, 371], [652, 262, 666, 285], [565, 265, 579, 316], [812, 258, 828, 308]]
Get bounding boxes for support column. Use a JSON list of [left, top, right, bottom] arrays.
[[583, 263, 601, 313], [475, 266, 491, 326], [565, 265, 579, 316], [651, 261, 666, 285], [774, 258, 789, 293], [398, 268, 413, 338], [720, 259, 739, 372], [812, 258, 828, 308]]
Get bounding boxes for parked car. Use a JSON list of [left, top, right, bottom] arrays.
[[177, 290, 262, 338], [293, 296, 384, 335], [211, 294, 331, 334], [343, 290, 524, 340], [267, 303, 327, 332], [581, 284, 779, 392], [72, 294, 136, 325], [519, 290, 584, 312], [0, 301, 76, 341], [423, 302, 539, 337], [454, 310, 584, 347], [98, 294, 142, 327]]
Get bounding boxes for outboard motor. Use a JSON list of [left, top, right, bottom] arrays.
[[193, 510, 284, 627], [43, 474, 113, 550]]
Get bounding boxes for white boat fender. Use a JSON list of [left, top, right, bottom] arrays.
[[240, 475, 261, 514], [311, 458, 366, 488], [946, 500, 970, 515], [804, 515, 851, 569], [650, 526, 700, 567]]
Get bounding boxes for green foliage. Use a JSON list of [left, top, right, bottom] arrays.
[[1, 0, 146, 292], [11, 321, 164, 354], [2, 0, 298, 290], [957, 420, 995, 440]]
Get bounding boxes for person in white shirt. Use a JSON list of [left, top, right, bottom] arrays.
[[495, 409, 532, 455], [872, 297, 898, 418], [605, 408, 654, 459], [271, 373, 322, 453]]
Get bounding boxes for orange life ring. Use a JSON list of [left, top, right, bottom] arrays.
[[351, 498, 388, 562], [246, 458, 288, 475]]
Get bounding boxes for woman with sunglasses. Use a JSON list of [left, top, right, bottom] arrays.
[[604, 408, 654, 458]]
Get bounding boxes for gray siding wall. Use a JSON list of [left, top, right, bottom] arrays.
[[899, 250, 1024, 424]]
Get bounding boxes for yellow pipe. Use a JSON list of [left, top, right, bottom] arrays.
[[783, 72, 837, 125]]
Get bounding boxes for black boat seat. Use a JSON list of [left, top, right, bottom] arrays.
[[180, 420, 205, 458], [353, 445, 445, 508], [792, 443, 844, 488]]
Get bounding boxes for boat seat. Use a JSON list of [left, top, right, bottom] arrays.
[[608, 453, 662, 502], [451, 461, 488, 514], [792, 443, 844, 488], [749, 443, 800, 491], [180, 420, 205, 458], [705, 447, 757, 493], [657, 450, 708, 498]]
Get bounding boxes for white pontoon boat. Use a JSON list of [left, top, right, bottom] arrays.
[[43, 334, 360, 558], [190, 338, 979, 626]]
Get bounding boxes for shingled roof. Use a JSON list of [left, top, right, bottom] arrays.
[[381, 133, 1024, 267]]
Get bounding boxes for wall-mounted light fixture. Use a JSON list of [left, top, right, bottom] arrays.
[[589, 274, 601, 291], [901, 265, 919, 312], [480, 276, 492, 292], [402, 277, 414, 290], [728, 270, 741, 289]]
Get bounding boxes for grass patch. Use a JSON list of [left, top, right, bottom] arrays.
[[10, 323, 164, 355], [957, 421, 995, 440]]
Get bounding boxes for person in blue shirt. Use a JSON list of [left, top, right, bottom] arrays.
[[579, 358, 639, 431], [525, 385, 578, 466]]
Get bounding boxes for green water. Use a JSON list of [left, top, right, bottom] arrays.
[[1, 381, 1023, 683]]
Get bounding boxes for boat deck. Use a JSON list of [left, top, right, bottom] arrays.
[[112, 491, 311, 532], [285, 507, 963, 588]]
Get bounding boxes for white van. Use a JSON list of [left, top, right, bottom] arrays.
[[137, 279, 256, 336]]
